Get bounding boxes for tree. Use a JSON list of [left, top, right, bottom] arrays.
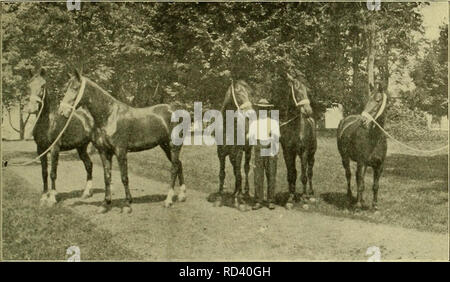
[[406, 24, 448, 116]]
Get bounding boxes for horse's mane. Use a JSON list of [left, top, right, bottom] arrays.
[[221, 80, 253, 110], [84, 77, 129, 107]]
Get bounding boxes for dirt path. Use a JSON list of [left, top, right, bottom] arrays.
[[4, 153, 447, 261]]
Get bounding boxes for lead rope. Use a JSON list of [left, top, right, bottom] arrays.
[[8, 78, 87, 166], [26, 88, 47, 135], [364, 113, 448, 154]]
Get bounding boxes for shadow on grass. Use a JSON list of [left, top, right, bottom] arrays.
[[3, 150, 83, 163], [206, 191, 304, 209], [321, 192, 352, 210], [69, 193, 167, 209], [57, 188, 104, 202], [384, 154, 448, 181]]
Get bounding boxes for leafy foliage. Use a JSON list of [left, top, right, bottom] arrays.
[[2, 2, 434, 118]]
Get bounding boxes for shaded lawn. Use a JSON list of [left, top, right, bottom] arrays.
[[99, 135, 448, 234], [2, 170, 140, 260]]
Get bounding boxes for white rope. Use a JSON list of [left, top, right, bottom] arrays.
[[230, 80, 240, 110], [280, 115, 299, 127], [9, 78, 87, 166], [26, 88, 47, 135], [365, 113, 448, 154], [291, 83, 310, 107]]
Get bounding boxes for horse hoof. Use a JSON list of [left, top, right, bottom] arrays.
[[213, 200, 222, 207], [97, 205, 109, 214], [302, 204, 309, 210], [47, 197, 57, 207], [39, 194, 48, 206], [122, 206, 132, 214], [39, 198, 47, 207], [81, 190, 93, 199], [309, 197, 317, 203], [164, 201, 173, 208], [178, 193, 187, 202], [285, 203, 294, 210], [238, 204, 249, 212]]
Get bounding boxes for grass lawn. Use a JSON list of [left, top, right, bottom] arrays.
[[2, 170, 140, 261], [98, 133, 448, 234]]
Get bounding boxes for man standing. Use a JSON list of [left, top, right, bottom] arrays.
[[248, 99, 280, 210]]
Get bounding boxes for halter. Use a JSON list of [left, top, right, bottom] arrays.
[[27, 87, 47, 133], [59, 76, 87, 114], [291, 83, 310, 107], [361, 93, 387, 122], [231, 81, 252, 110]]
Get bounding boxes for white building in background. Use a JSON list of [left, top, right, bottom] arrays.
[[425, 113, 449, 131], [324, 104, 344, 129]]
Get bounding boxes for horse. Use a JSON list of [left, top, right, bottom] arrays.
[[22, 68, 94, 206], [271, 72, 317, 209], [337, 89, 387, 210], [215, 80, 253, 210], [58, 69, 185, 213]]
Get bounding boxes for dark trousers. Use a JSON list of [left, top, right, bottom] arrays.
[[253, 145, 278, 204]]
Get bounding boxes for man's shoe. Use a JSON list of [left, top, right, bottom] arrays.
[[268, 203, 275, 210], [252, 203, 263, 210]]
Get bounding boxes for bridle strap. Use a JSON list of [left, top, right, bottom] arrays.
[[231, 81, 241, 110], [29, 86, 46, 104], [361, 93, 387, 122], [60, 77, 86, 112], [374, 93, 387, 120], [291, 83, 310, 107]]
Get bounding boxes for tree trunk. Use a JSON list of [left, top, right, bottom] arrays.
[[366, 17, 376, 98], [19, 109, 25, 140]]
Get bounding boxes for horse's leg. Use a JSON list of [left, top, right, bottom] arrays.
[[174, 145, 186, 202], [77, 144, 93, 199], [215, 147, 226, 206], [97, 150, 113, 213], [342, 158, 352, 202], [299, 150, 308, 200], [355, 163, 367, 210], [230, 150, 244, 210], [243, 146, 251, 199], [116, 148, 132, 213], [283, 146, 297, 209], [307, 152, 315, 200], [48, 144, 60, 206], [372, 164, 383, 211], [164, 145, 182, 208], [162, 142, 186, 204], [38, 146, 49, 206]]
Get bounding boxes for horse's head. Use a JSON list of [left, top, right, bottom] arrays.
[[58, 69, 86, 118], [361, 90, 387, 128], [222, 80, 254, 117], [23, 68, 47, 114], [286, 72, 313, 117]]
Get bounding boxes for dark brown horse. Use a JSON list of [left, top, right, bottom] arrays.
[[23, 68, 94, 206], [58, 70, 185, 213], [337, 90, 387, 210], [271, 72, 317, 209], [215, 80, 253, 210]]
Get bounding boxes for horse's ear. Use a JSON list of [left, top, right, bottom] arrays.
[[286, 72, 294, 82], [39, 67, 46, 77], [369, 83, 375, 96], [73, 68, 82, 81]]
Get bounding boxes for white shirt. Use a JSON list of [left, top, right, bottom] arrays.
[[248, 117, 280, 152]]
